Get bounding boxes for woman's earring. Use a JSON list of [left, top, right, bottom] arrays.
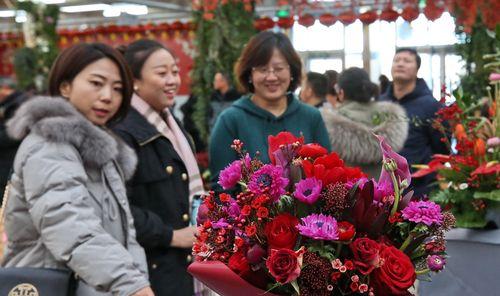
[[290, 77, 294, 81], [248, 79, 252, 84], [134, 85, 139, 91]]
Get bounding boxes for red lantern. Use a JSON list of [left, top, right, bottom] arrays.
[[401, 5, 420, 23], [254, 17, 275, 31], [480, 0, 500, 30], [424, 0, 444, 21], [338, 10, 356, 25], [379, 6, 399, 22], [277, 16, 295, 29], [298, 14, 315, 27], [319, 13, 336, 27], [359, 10, 378, 25]]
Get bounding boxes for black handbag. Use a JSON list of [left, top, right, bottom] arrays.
[[0, 178, 78, 296], [0, 267, 78, 296]]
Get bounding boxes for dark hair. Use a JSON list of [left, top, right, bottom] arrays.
[[379, 74, 390, 95], [235, 31, 302, 93], [338, 67, 379, 103], [121, 39, 175, 79], [324, 70, 338, 96], [48, 43, 133, 125], [306, 72, 328, 99], [395, 47, 421, 70]]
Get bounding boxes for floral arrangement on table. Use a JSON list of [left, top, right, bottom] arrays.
[[414, 54, 499, 228], [189, 132, 454, 296]]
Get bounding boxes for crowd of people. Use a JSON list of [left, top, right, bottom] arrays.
[[0, 31, 447, 296]]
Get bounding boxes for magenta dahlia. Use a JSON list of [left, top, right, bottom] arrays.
[[427, 255, 446, 271], [402, 201, 443, 226], [294, 177, 322, 205], [297, 214, 339, 240], [218, 160, 242, 190], [248, 164, 288, 202]]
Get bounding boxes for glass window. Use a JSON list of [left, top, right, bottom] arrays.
[[445, 54, 466, 103], [369, 20, 396, 80], [345, 54, 363, 69], [308, 58, 342, 73], [396, 13, 458, 47], [293, 21, 344, 51], [344, 20, 363, 54]]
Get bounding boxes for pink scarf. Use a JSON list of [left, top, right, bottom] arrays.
[[131, 95, 204, 204]]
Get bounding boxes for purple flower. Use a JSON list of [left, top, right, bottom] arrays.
[[297, 214, 339, 240], [212, 218, 230, 229], [402, 201, 443, 226], [226, 199, 240, 218], [427, 255, 446, 271], [218, 160, 242, 190], [487, 137, 500, 148], [376, 135, 411, 188], [196, 203, 209, 225], [294, 177, 322, 205], [248, 164, 288, 202]]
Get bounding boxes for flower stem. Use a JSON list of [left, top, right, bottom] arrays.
[[399, 232, 414, 252], [335, 243, 343, 257], [390, 170, 401, 216], [416, 268, 430, 275]]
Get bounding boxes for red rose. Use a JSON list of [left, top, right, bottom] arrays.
[[350, 238, 381, 275], [372, 245, 416, 295], [228, 251, 250, 276], [264, 213, 299, 250], [268, 132, 304, 164], [266, 247, 304, 284], [302, 153, 366, 185], [337, 221, 356, 241], [298, 143, 328, 159]]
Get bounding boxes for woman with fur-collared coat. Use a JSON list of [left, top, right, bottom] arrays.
[[1, 44, 153, 296], [320, 67, 408, 178]]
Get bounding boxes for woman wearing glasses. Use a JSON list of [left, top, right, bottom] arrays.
[[209, 31, 331, 188]]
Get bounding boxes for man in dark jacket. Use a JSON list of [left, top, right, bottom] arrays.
[[380, 48, 449, 197], [0, 89, 28, 199]]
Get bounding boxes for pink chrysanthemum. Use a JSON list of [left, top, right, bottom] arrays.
[[297, 214, 339, 240], [248, 164, 288, 202], [427, 255, 446, 272], [402, 201, 443, 226], [294, 177, 322, 205], [218, 160, 243, 190]]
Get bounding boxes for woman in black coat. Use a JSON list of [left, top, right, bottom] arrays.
[[113, 40, 203, 296]]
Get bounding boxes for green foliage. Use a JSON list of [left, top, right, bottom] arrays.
[[455, 15, 500, 99], [14, 1, 59, 93], [191, 2, 256, 147], [431, 188, 488, 228]]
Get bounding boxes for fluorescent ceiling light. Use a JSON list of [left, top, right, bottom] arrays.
[[0, 10, 15, 18], [103, 3, 148, 17], [40, 0, 67, 4], [61, 4, 110, 13]]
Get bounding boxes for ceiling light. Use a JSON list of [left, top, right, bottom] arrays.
[[102, 3, 148, 18], [0, 10, 15, 18], [61, 4, 110, 13]]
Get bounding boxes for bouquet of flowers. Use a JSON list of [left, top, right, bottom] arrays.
[[189, 132, 454, 295], [414, 59, 499, 228]]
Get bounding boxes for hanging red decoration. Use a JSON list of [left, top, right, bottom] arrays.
[[424, 0, 444, 21], [479, 0, 500, 30], [254, 17, 275, 31], [170, 21, 184, 32], [401, 5, 420, 23], [298, 13, 315, 27], [359, 10, 378, 25], [338, 10, 357, 25], [379, 5, 399, 22], [319, 13, 336, 26], [277, 16, 295, 29], [448, 0, 477, 33]]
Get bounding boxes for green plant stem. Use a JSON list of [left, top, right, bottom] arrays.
[[390, 170, 401, 216], [416, 268, 430, 275], [335, 243, 343, 257], [399, 232, 414, 252]]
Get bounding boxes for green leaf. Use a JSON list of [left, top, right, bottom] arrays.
[[473, 190, 500, 201], [291, 280, 300, 295]]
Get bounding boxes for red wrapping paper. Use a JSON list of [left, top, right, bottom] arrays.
[[188, 261, 279, 296]]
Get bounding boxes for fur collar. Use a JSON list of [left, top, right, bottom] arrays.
[[7, 96, 137, 180], [320, 101, 409, 165]]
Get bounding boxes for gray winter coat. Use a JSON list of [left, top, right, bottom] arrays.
[[1, 97, 149, 296], [320, 101, 409, 179]]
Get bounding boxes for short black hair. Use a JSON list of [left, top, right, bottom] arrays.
[[395, 47, 421, 70], [306, 72, 327, 99], [119, 39, 175, 79], [235, 31, 302, 93], [324, 70, 338, 96], [338, 67, 379, 103], [48, 43, 133, 125]]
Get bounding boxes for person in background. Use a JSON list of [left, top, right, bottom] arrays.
[[113, 39, 203, 296], [379, 74, 390, 96], [299, 71, 328, 108], [1, 43, 153, 296], [320, 67, 408, 178], [209, 72, 241, 131], [324, 69, 340, 108], [0, 87, 29, 197], [380, 48, 449, 197], [209, 31, 331, 189]]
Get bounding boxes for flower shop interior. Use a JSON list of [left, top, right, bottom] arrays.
[[0, 0, 498, 296]]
